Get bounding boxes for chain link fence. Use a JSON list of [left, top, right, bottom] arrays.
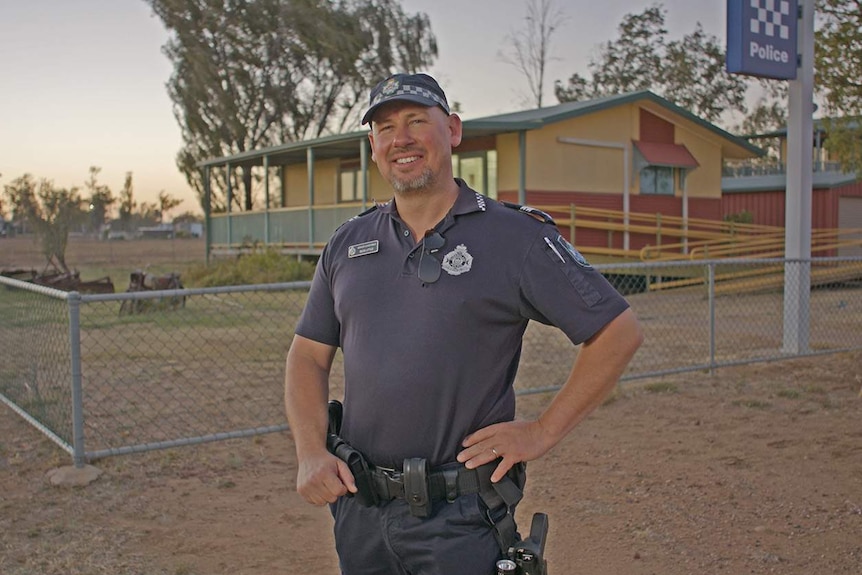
[[2, 257, 861, 466]]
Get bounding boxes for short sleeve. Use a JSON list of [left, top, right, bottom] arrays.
[[519, 231, 630, 345]]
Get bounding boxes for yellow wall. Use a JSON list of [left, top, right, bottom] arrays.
[[283, 160, 341, 206], [638, 101, 726, 199], [283, 158, 396, 206], [498, 106, 637, 194], [367, 167, 394, 203], [534, 106, 634, 193], [675, 131, 722, 198], [280, 98, 745, 206], [496, 103, 728, 200]]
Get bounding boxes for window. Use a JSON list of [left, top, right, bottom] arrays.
[[640, 166, 674, 195], [339, 164, 360, 202], [452, 150, 497, 199]]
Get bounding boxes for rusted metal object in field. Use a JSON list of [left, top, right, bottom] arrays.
[[0, 268, 38, 282], [119, 269, 186, 315], [1, 267, 115, 294]]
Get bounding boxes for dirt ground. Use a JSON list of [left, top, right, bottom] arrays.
[[1, 351, 860, 575], [2, 236, 861, 574]]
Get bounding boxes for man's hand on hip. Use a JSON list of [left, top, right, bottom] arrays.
[[457, 420, 554, 483]]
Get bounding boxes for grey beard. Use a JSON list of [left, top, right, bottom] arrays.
[[390, 168, 434, 194]]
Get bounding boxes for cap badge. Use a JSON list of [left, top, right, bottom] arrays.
[[381, 77, 400, 96], [442, 244, 473, 276]]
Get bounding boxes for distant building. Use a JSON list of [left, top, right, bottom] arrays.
[[173, 220, 203, 238], [199, 90, 762, 256], [138, 224, 175, 239]]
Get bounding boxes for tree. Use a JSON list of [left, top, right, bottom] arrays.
[[138, 202, 161, 224], [173, 210, 203, 224], [815, 0, 862, 173], [146, 0, 438, 212], [554, 4, 749, 122], [84, 166, 116, 235], [4, 175, 84, 274], [157, 190, 183, 223], [662, 24, 747, 123], [732, 97, 787, 161], [118, 172, 136, 233], [499, 0, 567, 108], [556, 5, 666, 101]]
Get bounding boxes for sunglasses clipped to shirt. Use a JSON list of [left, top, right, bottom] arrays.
[[418, 231, 445, 284]]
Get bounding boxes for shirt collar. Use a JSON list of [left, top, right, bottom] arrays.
[[377, 178, 487, 217], [450, 178, 489, 216]]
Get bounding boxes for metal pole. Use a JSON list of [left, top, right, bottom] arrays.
[[360, 138, 369, 210], [682, 170, 689, 255], [518, 131, 527, 205], [204, 166, 212, 265], [264, 155, 271, 246], [623, 144, 630, 252], [68, 292, 86, 467], [708, 262, 716, 375], [783, 0, 814, 354], [226, 163, 233, 248], [307, 147, 315, 248]]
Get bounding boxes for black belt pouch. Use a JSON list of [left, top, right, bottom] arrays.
[[403, 457, 432, 517]]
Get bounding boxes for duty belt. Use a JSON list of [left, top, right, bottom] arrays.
[[370, 461, 494, 506], [326, 399, 525, 550]]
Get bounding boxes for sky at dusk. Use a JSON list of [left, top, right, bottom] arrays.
[[0, 0, 726, 216]]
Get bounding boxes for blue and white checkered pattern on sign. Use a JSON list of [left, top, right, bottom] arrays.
[[750, 0, 790, 39]]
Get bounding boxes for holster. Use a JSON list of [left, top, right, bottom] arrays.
[[478, 461, 527, 556], [326, 400, 379, 507], [508, 512, 550, 575]]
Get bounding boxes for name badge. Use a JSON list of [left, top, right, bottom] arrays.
[[348, 240, 379, 258]]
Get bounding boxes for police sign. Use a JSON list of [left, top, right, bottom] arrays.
[[726, 0, 798, 80]]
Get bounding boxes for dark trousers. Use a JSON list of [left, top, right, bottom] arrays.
[[332, 492, 506, 575]]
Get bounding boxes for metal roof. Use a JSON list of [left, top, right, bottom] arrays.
[[198, 90, 764, 168], [742, 117, 861, 139]]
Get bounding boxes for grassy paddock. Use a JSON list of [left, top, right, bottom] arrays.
[[0, 235, 207, 279]]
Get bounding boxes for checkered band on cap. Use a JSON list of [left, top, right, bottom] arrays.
[[361, 73, 450, 125], [369, 82, 448, 112]]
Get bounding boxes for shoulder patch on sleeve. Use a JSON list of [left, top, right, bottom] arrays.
[[500, 201, 556, 225]]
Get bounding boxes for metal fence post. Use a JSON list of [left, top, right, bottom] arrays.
[[708, 261, 716, 374], [67, 292, 86, 467]]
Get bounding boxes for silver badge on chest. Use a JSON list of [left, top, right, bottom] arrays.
[[441, 244, 473, 276]]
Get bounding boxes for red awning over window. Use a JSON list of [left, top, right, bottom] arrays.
[[633, 141, 699, 168]]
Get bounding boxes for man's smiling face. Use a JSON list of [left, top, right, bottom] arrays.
[[368, 101, 462, 195]]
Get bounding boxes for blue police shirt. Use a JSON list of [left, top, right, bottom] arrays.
[[295, 179, 630, 468]]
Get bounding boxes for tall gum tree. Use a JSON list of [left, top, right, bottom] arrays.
[[146, 0, 438, 212], [554, 4, 748, 125]]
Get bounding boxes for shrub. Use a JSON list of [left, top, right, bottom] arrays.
[[183, 250, 316, 287]]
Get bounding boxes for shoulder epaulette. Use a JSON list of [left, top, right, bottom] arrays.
[[351, 204, 380, 220], [335, 204, 379, 232], [500, 201, 556, 225]]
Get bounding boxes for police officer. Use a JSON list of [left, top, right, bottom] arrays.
[[284, 72, 643, 575]]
